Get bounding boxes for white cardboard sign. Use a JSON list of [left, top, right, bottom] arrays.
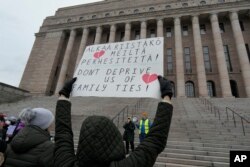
[[72, 37, 163, 99]]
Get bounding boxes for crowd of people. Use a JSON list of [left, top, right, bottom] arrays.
[[0, 76, 173, 167], [0, 114, 25, 153], [0, 108, 54, 167]]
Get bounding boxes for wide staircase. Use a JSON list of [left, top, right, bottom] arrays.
[[71, 98, 250, 167], [1, 97, 250, 166]]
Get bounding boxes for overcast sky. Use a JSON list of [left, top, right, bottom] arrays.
[[0, 0, 101, 87]]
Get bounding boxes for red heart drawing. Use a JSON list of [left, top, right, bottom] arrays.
[[142, 73, 158, 84], [93, 50, 105, 59]]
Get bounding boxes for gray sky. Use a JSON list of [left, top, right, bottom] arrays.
[[0, 0, 101, 87]]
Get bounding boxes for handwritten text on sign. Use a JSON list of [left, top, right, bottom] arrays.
[[72, 37, 163, 98]]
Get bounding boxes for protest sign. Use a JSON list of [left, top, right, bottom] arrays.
[[72, 37, 164, 98]]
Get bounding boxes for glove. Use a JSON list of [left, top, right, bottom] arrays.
[[59, 77, 77, 98], [158, 75, 173, 99]]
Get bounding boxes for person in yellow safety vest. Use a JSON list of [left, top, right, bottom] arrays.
[[136, 112, 152, 143]]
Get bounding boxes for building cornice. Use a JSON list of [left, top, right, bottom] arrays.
[[39, 0, 250, 33]]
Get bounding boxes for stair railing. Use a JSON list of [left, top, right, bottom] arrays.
[[112, 98, 142, 128], [226, 107, 250, 136], [112, 105, 129, 128], [200, 98, 221, 120], [200, 98, 249, 136]]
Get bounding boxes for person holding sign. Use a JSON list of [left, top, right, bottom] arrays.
[[54, 76, 173, 167]]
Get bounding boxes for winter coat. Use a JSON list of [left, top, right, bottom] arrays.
[[54, 100, 173, 167], [3, 125, 54, 167], [0, 128, 7, 153], [123, 121, 135, 142]]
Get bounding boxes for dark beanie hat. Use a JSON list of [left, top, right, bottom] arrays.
[[77, 116, 125, 166]]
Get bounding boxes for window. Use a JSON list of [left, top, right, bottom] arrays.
[[105, 13, 110, 17], [224, 45, 233, 72], [134, 9, 139, 13], [207, 81, 216, 97], [165, 5, 171, 9], [92, 33, 96, 44], [166, 27, 172, 37], [200, 1, 206, 5], [150, 29, 156, 38], [135, 30, 140, 40], [203, 46, 212, 72], [106, 32, 110, 43], [230, 80, 239, 97], [185, 81, 195, 97], [240, 21, 245, 31], [200, 24, 206, 34], [167, 48, 173, 73], [170, 81, 175, 97], [79, 17, 84, 21], [182, 25, 188, 36], [119, 11, 124, 15], [67, 18, 72, 23], [149, 7, 155, 11], [184, 47, 192, 73], [218, 0, 225, 3], [182, 3, 188, 7], [92, 15, 97, 19], [120, 31, 125, 41], [219, 23, 225, 33], [246, 44, 250, 62]]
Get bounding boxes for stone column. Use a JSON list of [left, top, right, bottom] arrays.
[[94, 26, 102, 44], [192, 15, 208, 97], [174, 17, 185, 97], [75, 27, 89, 69], [55, 29, 76, 93], [140, 21, 147, 39], [229, 11, 250, 97], [157, 19, 164, 37], [109, 24, 116, 43], [210, 13, 232, 97], [124, 22, 131, 41]]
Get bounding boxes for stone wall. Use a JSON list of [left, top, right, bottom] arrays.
[[0, 83, 30, 104]]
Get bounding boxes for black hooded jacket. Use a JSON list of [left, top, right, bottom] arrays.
[[3, 125, 54, 167], [54, 100, 173, 167]]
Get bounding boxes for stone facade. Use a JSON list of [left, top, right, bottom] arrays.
[[0, 83, 30, 104], [19, 0, 250, 97]]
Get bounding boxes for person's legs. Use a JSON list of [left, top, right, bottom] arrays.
[[140, 133, 146, 143], [130, 141, 134, 152], [125, 140, 129, 154]]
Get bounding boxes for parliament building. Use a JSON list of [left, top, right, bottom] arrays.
[[20, 0, 250, 98]]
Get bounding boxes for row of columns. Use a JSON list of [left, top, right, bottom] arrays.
[[55, 11, 250, 98]]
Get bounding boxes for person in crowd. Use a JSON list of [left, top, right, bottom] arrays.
[[5, 116, 17, 142], [3, 108, 55, 167], [0, 114, 5, 123], [0, 121, 7, 167], [54, 75, 173, 167], [0, 121, 7, 152], [123, 117, 135, 154], [0, 114, 7, 155], [5, 117, 24, 144], [136, 111, 152, 143]]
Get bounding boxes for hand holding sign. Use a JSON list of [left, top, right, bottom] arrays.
[[59, 77, 77, 98], [158, 76, 173, 99]]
